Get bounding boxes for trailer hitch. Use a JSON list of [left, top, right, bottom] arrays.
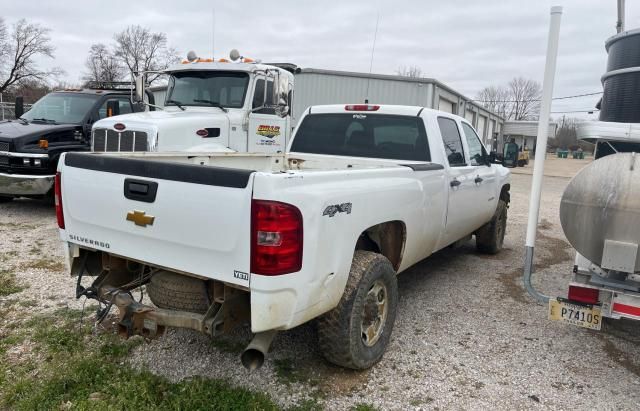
[[97, 286, 249, 339]]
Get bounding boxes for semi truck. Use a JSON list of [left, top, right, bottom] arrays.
[[90, 50, 504, 155]]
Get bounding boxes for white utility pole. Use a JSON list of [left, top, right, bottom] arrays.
[[523, 6, 563, 303]]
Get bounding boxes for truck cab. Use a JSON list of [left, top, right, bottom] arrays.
[[91, 55, 294, 154], [0, 86, 142, 201]]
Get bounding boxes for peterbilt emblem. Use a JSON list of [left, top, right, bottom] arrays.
[[126, 210, 155, 227]]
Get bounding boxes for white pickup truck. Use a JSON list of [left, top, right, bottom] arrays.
[[56, 104, 510, 370]]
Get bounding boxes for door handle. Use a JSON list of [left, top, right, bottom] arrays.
[[450, 179, 461, 188], [124, 178, 158, 203], [474, 176, 483, 184]]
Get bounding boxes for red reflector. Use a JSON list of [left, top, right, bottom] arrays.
[[251, 200, 303, 276], [568, 285, 599, 305], [612, 302, 640, 317], [345, 104, 380, 111], [114, 123, 126, 131], [55, 172, 65, 229], [196, 129, 208, 137]]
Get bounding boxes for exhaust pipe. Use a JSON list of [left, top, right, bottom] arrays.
[[241, 330, 277, 371]]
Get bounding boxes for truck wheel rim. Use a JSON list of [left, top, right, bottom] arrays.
[[361, 280, 388, 347]]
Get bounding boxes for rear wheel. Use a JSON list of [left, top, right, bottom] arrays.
[[518, 159, 526, 167], [317, 251, 398, 370], [146, 270, 211, 314], [476, 199, 508, 254]]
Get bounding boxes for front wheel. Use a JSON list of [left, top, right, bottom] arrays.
[[317, 251, 398, 370], [476, 199, 508, 254]]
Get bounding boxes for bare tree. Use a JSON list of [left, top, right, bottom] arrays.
[[0, 18, 63, 94], [507, 77, 541, 120], [83, 43, 124, 84], [113, 25, 179, 83], [476, 77, 542, 120], [475, 85, 510, 119], [396, 65, 423, 78]]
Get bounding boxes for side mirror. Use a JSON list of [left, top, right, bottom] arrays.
[[276, 102, 289, 118], [489, 151, 501, 165], [134, 74, 145, 103]]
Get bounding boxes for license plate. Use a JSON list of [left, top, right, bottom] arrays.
[[548, 299, 602, 330]]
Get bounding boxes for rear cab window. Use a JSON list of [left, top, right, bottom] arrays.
[[436, 117, 466, 166], [290, 113, 430, 162]]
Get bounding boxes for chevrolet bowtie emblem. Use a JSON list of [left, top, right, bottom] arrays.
[[126, 210, 155, 227]]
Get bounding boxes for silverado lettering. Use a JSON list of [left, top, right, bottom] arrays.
[[68, 234, 111, 249]]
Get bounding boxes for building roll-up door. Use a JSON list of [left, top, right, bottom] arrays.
[[465, 110, 474, 124], [477, 115, 487, 144], [438, 98, 455, 114]]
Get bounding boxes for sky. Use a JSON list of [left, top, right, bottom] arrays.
[[2, 0, 638, 120]]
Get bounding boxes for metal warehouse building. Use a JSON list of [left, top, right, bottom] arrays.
[[292, 68, 504, 147]]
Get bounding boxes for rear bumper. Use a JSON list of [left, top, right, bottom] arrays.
[[569, 280, 640, 321], [0, 172, 54, 196]]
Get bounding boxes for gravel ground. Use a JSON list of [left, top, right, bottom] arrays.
[[2, 164, 640, 410]]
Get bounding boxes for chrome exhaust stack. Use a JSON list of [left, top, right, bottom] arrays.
[[241, 330, 277, 371]]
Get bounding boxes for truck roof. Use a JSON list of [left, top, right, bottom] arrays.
[[167, 61, 292, 75], [306, 104, 469, 122], [53, 88, 132, 96]]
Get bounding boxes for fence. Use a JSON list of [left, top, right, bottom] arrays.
[[0, 100, 33, 120]]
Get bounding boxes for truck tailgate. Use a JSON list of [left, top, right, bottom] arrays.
[[60, 152, 255, 287]]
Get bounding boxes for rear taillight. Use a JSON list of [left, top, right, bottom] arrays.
[[568, 285, 599, 305], [345, 104, 380, 111], [251, 200, 303, 275], [55, 172, 64, 229]]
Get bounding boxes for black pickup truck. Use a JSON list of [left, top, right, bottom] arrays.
[[0, 87, 143, 202]]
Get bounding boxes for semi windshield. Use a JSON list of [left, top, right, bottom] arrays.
[[166, 71, 249, 109], [21, 93, 99, 124], [290, 113, 430, 162]]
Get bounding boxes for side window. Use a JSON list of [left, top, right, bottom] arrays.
[[252, 79, 275, 114], [437, 117, 465, 166], [98, 98, 133, 119], [461, 123, 486, 166]]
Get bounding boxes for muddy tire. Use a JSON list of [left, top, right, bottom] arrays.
[[476, 199, 508, 254], [146, 271, 210, 314], [317, 251, 398, 370]]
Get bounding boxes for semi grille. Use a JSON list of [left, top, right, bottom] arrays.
[[92, 128, 148, 152], [0, 156, 8, 165], [0, 141, 9, 152]]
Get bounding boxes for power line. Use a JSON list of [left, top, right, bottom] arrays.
[[472, 91, 603, 103], [550, 109, 600, 114], [552, 91, 602, 100]]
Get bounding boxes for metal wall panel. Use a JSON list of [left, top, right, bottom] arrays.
[[503, 121, 557, 138], [292, 72, 433, 121]]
